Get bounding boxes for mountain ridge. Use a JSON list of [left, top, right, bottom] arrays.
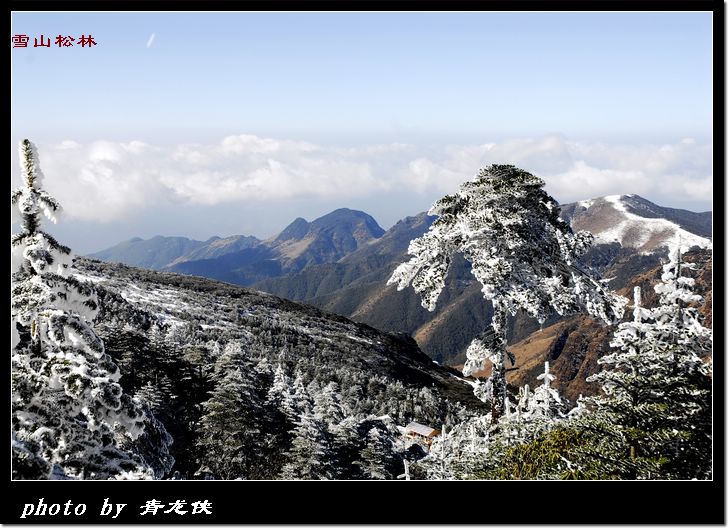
[[254, 194, 712, 366], [89, 194, 712, 368], [90, 208, 386, 280]]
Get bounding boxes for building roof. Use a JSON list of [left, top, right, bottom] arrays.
[[404, 422, 439, 437]]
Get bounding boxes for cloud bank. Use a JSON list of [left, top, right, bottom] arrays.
[[17, 134, 712, 222]]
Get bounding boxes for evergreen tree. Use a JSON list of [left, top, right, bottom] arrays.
[[267, 363, 294, 414], [196, 342, 264, 479], [280, 408, 333, 479], [313, 381, 345, 427], [135, 381, 165, 412], [356, 427, 397, 480], [330, 416, 362, 478], [531, 362, 564, 420], [582, 253, 712, 479], [291, 370, 313, 415], [388, 165, 625, 421], [128, 401, 175, 479], [261, 362, 296, 473], [11, 139, 151, 479]]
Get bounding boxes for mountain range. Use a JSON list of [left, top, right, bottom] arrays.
[[91, 234, 261, 270], [91, 194, 712, 397]]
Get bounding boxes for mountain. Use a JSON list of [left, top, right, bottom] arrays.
[[268, 208, 386, 270], [90, 234, 260, 270], [256, 214, 495, 365], [167, 208, 385, 285], [74, 257, 481, 477], [90, 236, 208, 270], [255, 195, 712, 366], [561, 194, 711, 254], [167, 235, 261, 265]]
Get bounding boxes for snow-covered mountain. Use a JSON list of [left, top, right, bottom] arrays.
[[74, 257, 480, 478], [560, 194, 711, 255]]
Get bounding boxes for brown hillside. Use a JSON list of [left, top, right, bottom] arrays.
[[464, 248, 712, 403]]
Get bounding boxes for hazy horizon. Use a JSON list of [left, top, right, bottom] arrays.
[[11, 11, 713, 254]]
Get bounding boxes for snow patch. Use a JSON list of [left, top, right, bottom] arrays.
[[345, 334, 374, 345], [595, 195, 711, 255], [577, 199, 594, 209], [72, 272, 107, 284]]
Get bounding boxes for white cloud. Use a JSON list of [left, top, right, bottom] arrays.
[[146, 33, 155, 48], [15, 134, 711, 223], [397, 135, 712, 207]]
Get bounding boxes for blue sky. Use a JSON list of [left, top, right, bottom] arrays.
[[10, 11, 714, 253]]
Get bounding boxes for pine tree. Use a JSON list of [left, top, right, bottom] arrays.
[[330, 416, 362, 478], [196, 342, 264, 479], [290, 370, 313, 416], [128, 401, 175, 479], [356, 427, 397, 480], [388, 164, 625, 421], [267, 363, 294, 417], [582, 252, 712, 479], [498, 362, 567, 446], [531, 362, 564, 420], [313, 381, 345, 427], [261, 362, 296, 474], [280, 408, 333, 479], [11, 139, 151, 479]]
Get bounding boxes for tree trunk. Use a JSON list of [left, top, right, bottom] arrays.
[[490, 305, 508, 423]]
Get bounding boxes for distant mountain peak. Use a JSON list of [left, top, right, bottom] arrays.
[[311, 208, 383, 228], [268, 209, 385, 270], [563, 194, 711, 255], [90, 234, 261, 270], [276, 217, 310, 242]]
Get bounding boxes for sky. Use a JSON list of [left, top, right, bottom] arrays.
[[10, 11, 713, 254]]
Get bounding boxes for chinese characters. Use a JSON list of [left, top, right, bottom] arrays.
[[11, 34, 97, 48], [139, 500, 213, 516]]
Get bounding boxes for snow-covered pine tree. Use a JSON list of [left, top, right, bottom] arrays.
[[280, 408, 333, 480], [291, 369, 313, 415], [267, 362, 292, 408], [313, 381, 345, 427], [356, 427, 398, 480], [584, 251, 712, 479], [498, 362, 566, 446], [330, 416, 362, 479], [414, 418, 494, 479], [650, 251, 712, 478], [11, 139, 151, 479], [531, 361, 564, 420], [196, 342, 264, 479], [128, 400, 175, 479], [261, 361, 296, 471], [388, 164, 625, 421]]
